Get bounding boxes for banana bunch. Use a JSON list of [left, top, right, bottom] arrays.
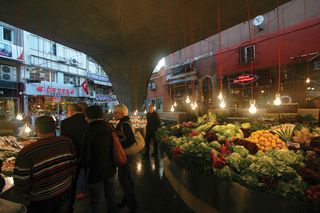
[[270, 124, 295, 142]]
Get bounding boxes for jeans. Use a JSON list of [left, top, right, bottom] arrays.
[[145, 132, 158, 154], [88, 177, 117, 213], [28, 188, 71, 213], [118, 156, 137, 210]]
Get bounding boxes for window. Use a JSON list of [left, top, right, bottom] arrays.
[[240, 45, 255, 64], [148, 81, 157, 90], [30, 35, 39, 50], [156, 97, 163, 112], [52, 43, 57, 56], [3, 28, 13, 42], [64, 74, 76, 85], [30, 68, 55, 82], [95, 86, 104, 94]]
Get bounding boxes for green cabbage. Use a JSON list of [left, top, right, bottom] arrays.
[[232, 145, 249, 158]]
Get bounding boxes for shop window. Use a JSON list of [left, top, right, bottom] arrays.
[[240, 45, 255, 64], [3, 27, 13, 42], [64, 74, 76, 85]]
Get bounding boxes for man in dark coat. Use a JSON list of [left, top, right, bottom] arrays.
[[144, 104, 161, 157], [82, 105, 117, 213], [60, 103, 88, 212]]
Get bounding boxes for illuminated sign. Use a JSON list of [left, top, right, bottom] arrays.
[[36, 86, 75, 96], [230, 73, 259, 85]]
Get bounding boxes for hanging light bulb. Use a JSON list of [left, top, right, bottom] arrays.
[[173, 101, 177, 107], [134, 110, 138, 115], [24, 125, 31, 134], [248, 100, 257, 114], [170, 105, 175, 112], [219, 99, 226, 108], [190, 102, 194, 108], [194, 102, 198, 108], [273, 93, 282, 106], [16, 113, 23, 120], [144, 110, 147, 114], [185, 95, 191, 104], [306, 77, 310, 84], [218, 91, 223, 100], [201, 96, 205, 102], [191, 104, 196, 110]]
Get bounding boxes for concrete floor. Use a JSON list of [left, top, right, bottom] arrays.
[[74, 153, 194, 213]]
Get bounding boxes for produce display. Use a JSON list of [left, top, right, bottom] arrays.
[[1, 157, 15, 176], [109, 115, 147, 129], [246, 130, 287, 152], [0, 136, 20, 151], [271, 123, 295, 142], [293, 128, 313, 146], [157, 113, 320, 208]]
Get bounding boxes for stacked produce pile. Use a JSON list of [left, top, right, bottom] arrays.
[[246, 130, 287, 152], [157, 114, 320, 206]]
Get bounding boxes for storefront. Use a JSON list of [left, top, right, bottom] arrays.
[[0, 81, 24, 120], [25, 83, 82, 114]]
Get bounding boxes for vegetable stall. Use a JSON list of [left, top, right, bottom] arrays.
[[157, 113, 320, 213]]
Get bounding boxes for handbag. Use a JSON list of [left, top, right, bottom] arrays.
[[109, 124, 127, 166], [121, 121, 145, 155]]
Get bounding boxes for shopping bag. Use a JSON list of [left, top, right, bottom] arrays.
[[121, 122, 145, 155], [110, 127, 127, 166]]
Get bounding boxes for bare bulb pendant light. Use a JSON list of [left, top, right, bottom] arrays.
[[218, 91, 223, 100], [170, 105, 175, 112], [219, 99, 226, 108], [186, 95, 191, 104], [274, 93, 282, 106], [306, 77, 310, 84], [24, 125, 31, 134], [16, 113, 23, 120], [248, 100, 257, 114], [174, 101, 177, 107]]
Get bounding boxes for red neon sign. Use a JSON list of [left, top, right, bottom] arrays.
[[230, 74, 259, 85]]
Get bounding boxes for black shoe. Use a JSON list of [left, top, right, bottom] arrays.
[[116, 201, 126, 208]]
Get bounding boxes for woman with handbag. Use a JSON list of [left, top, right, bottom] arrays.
[[113, 104, 138, 213]]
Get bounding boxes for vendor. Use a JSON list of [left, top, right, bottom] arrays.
[[0, 115, 15, 136]]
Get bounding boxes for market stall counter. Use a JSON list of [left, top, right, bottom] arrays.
[[157, 113, 320, 213]]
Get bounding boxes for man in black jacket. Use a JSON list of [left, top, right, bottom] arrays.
[[144, 104, 161, 157], [82, 105, 117, 213], [60, 103, 88, 211]]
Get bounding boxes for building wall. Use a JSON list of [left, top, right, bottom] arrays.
[[150, 0, 320, 111]]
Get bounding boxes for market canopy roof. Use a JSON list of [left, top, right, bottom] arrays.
[[0, 0, 290, 110]]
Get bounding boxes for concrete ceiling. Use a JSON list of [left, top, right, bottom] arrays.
[[0, 0, 290, 110]]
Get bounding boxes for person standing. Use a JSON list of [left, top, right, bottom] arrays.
[[81, 105, 117, 213], [114, 104, 138, 213], [143, 104, 161, 157], [13, 116, 76, 213], [60, 103, 88, 211]]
